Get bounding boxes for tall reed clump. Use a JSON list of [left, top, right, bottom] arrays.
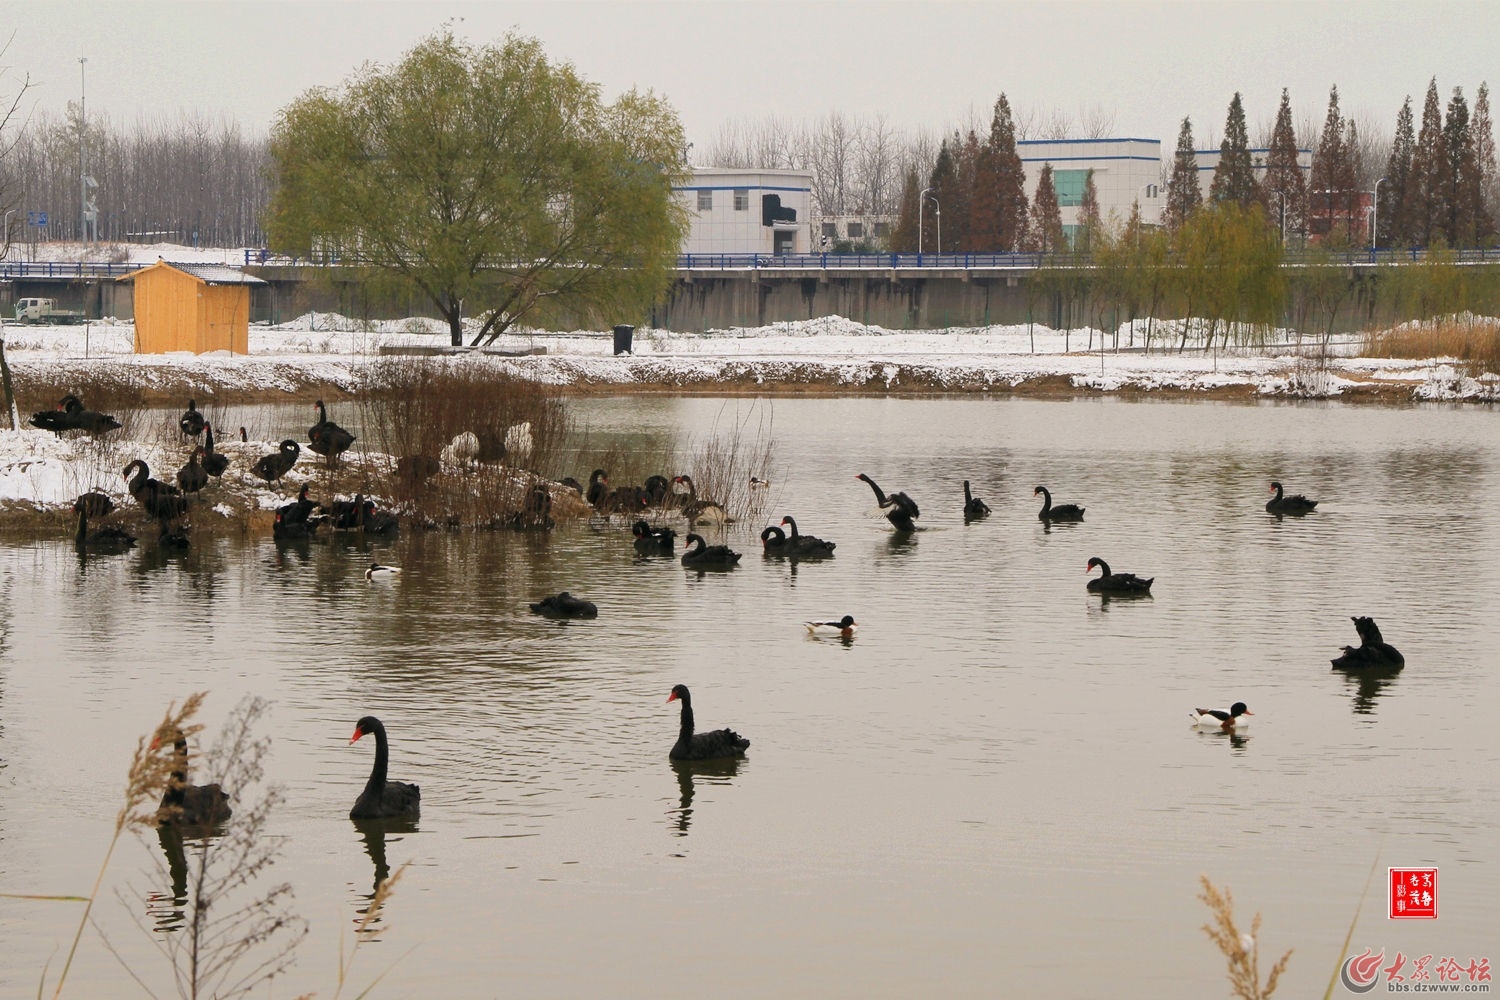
[[357, 357, 568, 528], [1362, 315, 1500, 375], [677, 400, 776, 525], [1198, 876, 1292, 1000]]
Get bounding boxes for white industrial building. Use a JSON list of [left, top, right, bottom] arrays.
[[677, 168, 812, 257], [1018, 138, 1165, 244]]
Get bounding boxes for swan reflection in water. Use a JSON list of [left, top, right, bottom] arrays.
[[148, 826, 194, 933], [669, 758, 743, 837], [1333, 662, 1404, 715], [351, 817, 419, 935]]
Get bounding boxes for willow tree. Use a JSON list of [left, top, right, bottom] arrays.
[[266, 31, 690, 346]]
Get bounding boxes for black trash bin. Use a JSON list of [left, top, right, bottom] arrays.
[[612, 324, 635, 355]]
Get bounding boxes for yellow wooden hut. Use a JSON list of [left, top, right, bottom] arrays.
[[119, 260, 264, 354]]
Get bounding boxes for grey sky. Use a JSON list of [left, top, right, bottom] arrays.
[[12, 1, 1499, 152]]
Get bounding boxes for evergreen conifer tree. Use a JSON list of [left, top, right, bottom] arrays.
[[927, 140, 957, 252], [889, 166, 921, 252], [1078, 168, 1102, 254], [1260, 88, 1306, 243], [1444, 87, 1491, 246], [1383, 96, 1416, 246], [1310, 86, 1358, 243], [1027, 163, 1065, 253], [1165, 117, 1202, 231], [1474, 82, 1499, 235], [1208, 93, 1260, 207], [989, 94, 1030, 251], [1403, 78, 1449, 247]]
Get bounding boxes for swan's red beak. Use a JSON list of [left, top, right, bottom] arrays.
[[666, 691, 679, 703], [350, 727, 365, 744]]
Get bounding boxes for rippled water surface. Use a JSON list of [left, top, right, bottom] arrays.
[[2, 395, 1497, 998]]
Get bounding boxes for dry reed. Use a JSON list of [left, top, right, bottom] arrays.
[[1198, 876, 1292, 1000], [1362, 315, 1500, 374]]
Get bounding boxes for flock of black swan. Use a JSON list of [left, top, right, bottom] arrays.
[[34, 391, 1401, 816]]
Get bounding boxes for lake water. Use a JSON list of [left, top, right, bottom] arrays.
[[2, 395, 1497, 998]]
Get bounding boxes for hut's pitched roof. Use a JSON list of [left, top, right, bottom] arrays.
[[117, 259, 266, 285]]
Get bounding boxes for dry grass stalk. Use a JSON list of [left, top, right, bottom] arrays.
[[1362, 315, 1500, 374], [678, 400, 776, 524], [1198, 875, 1292, 1000], [335, 863, 412, 1000]]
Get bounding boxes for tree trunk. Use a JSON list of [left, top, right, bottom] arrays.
[[0, 331, 19, 430]]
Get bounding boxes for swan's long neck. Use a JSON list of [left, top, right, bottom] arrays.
[[964, 481, 974, 503], [1272, 483, 1284, 501], [678, 697, 695, 740], [315, 401, 327, 423], [1095, 559, 1112, 577], [128, 462, 147, 494], [1038, 488, 1051, 513], [783, 517, 799, 539], [364, 725, 390, 796], [863, 477, 888, 506], [204, 425, 216, 452], [76, 510, 87, 543]]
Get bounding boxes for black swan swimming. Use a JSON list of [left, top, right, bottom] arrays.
[[1266, 481, 1318, 515], [328, 495, 399, 534], [176, 448, 209, 494], [178, 399, 205, 438], [1034, 485, 1084, 522], [780, 515, 836, 557], [963, 480, 991, 519], [152, 727, 231, 827], [1192, 702, 1253, 731], [75, 508, 136, 552], [681, 533, 741, 568], [667, 684, 749, 761], [673, 475, 729, 525], [349, 716, 421, 820], [252, 440, 300, 482], [804, 615, 857, 636], [1331, 616, 1404, 669], [308, 399, 355, 463], [643, 474, 671, 507], [586, 469, 609, 507], [856, 473, 919, 531], [1085, 556, 1153, 594], [273, 484, 321, 538], [123, 460, 188, 519], [529, 591, 599, 619], [201, 423, 230, 477], [633, 519, 677, 555], [760, 524, 791, 554]]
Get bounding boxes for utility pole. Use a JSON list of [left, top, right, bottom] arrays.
[[79, 55, 97, 242]]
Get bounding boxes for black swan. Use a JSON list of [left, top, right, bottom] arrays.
[[201, 423, 230, 477], [349, 716, 421, 820], [123, 460, 188, 519], [239, 426, 248, 442], [75, 508, 136, 552], [633, 519, 677, 555], [31, 394, 122, 435], [1331, 616, 1404, 669], [308, 399, 355, 463], [252, 440, 300, 482], [644, 474, 671, 506], [510, 484, 554, 531], [529, 591, 599, 619], [176, 448, 209, 494], [856, 473, 919, 531], [328, 495, 399, 534], [273, 510, 319, 539], [1192, 702, 1253, 731], [805, 615, 857, 636], [673, 475, 729, 525], [365, 561, 402, 580], [73, 491, 115, 518], [1034, 485, 1084, 521], [178, 399, 205, 437], [586, 469, 609, 507], [681, 533, 741, 568], [963, 480, 991, 519], [277, 483, 318, 524], [1266, 481, 1318, 515], [760, 524, 791, 554], [1086, 556, 1153, 594], [667, 684, 749, 761], [152, 728, 231, 827], [780, 515, 836, 557]]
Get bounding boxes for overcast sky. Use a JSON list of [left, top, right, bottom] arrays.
[[10, 1, 1499, 153]]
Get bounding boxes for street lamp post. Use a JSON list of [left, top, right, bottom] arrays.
[[1372, 176, 1388, 252], [919, 187, 933, 255]]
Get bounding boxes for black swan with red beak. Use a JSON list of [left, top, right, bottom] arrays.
[[856, 473, 919, 531], [349, 716, 421, 820], [667, 685, 749, 761]]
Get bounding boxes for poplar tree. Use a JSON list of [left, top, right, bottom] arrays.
[[1165, 117, 1202, 231], [1382, 96, 1416, 246], [988, 94, 1030, 251], [1208, 92, 1260, 207], [1027, 163, 1065, 253], [1402, 78, 1449, 247], [1260, 88, 1306, 242]]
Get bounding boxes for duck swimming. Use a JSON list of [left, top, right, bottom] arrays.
[[1192, 702, 1253, 731], [365, 562, 402, 580], [804, 615, 857, 637]]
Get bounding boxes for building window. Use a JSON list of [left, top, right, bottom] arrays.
[[733, 189, 749, 210], [697, 189, 713, 211], [846, 221, 864, 239], [1052, 170, 1088, 207], [821, 222, 838, 239], [873, 221, 890, 239]]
